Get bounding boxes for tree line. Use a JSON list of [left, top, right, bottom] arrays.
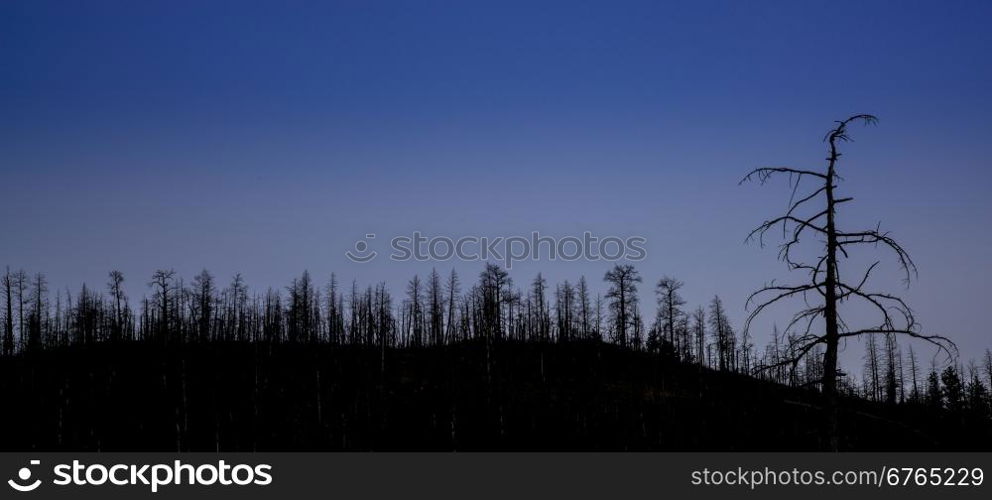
[[3, 263, 990, 421], [1, 264, 729, 354], [0, 264, 756, 367]]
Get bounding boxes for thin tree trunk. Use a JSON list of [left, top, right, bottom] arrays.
[[821, 135, 842, 451]]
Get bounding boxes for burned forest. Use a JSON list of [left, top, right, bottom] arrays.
[[0, 261, 989, 451]]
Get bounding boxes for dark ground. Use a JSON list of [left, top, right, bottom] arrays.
[[0, 340, 986, 451]]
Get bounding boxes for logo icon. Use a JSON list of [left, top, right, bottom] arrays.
[[8, 460, 42, 492], [345, 233, 377, 262]]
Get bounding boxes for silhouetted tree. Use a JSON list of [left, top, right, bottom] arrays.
[[884, 333, 901, 404], [629, 300, 644, 350], [107, 270, 130, 343], [478, 264, 512, 342], [406, 274, 424, 346], [188, 270, 214, 343], [739, 321, 753, 374], [907, 345, 921, 403], [287, 270, 318, 343], [226, 273, 249, 342], [2, 268, 14, 356], [864, 334, 881, 401], [576, 276, 592, 339], [149, 269, 176, 342], [530, 273, 550, 341], [708, 296, 735, 371], [428, 269, 444, 345], [654, 276, 685, 354], [927, 368, 942, 411], [966, 364, 990, 425], [445, 269, 460, 343], [691, 306, 706, 367], [555, 280, 576, 342], [604, 265, 640, 348], [326, 273, 345, 345], [12, 269, 27, 351], [942, 365, 964, 415], [27, 273, 47, 351], [741, 114, 955, 449]]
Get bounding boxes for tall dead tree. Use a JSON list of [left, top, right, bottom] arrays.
[[742, 114, 955, 450], [691, 306, 706, 367], [406, 274, 424, 346], [149, 269, 176, 343], [27, 272, 47, 351], [651, 276, 685, 356], [907, 345, 921, 402], [864, 334, 881, 401], [576, 276, 592, 339], [709, 295, 735, 371], [2, 268, 14, 356], [13, 269, 27, 351], [108, 270, 129, 343], [530, 273, 550, 341], [444, 269, 460, 343], [190, 270, 214, 343], [426, 269, 443, 345], [604, 264, 641, 348]]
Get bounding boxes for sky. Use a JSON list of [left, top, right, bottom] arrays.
[[2, 0, 991, 371]]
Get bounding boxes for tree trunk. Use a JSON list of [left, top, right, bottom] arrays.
[[821, 140, 841, 451]]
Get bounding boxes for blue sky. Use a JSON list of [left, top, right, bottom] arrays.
[[2, 1, 991, 367]]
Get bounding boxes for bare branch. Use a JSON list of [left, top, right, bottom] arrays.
[[837, 227, 918, 284], [839, 328, 957, 361], [740, 167, 828, 186]]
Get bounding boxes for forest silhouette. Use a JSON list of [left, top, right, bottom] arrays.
[[1, 262, 989, 451], [1, 116, 990, 451]]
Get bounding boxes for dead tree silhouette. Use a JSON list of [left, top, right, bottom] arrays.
[[740, 114, 956, 450]]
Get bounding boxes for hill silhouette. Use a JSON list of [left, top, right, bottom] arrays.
[[1, 339, 986, 451]]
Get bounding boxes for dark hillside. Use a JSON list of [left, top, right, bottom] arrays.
[[0, 340, 984, 451]]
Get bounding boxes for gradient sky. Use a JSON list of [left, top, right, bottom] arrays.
[[2, 1, 991, 370]]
